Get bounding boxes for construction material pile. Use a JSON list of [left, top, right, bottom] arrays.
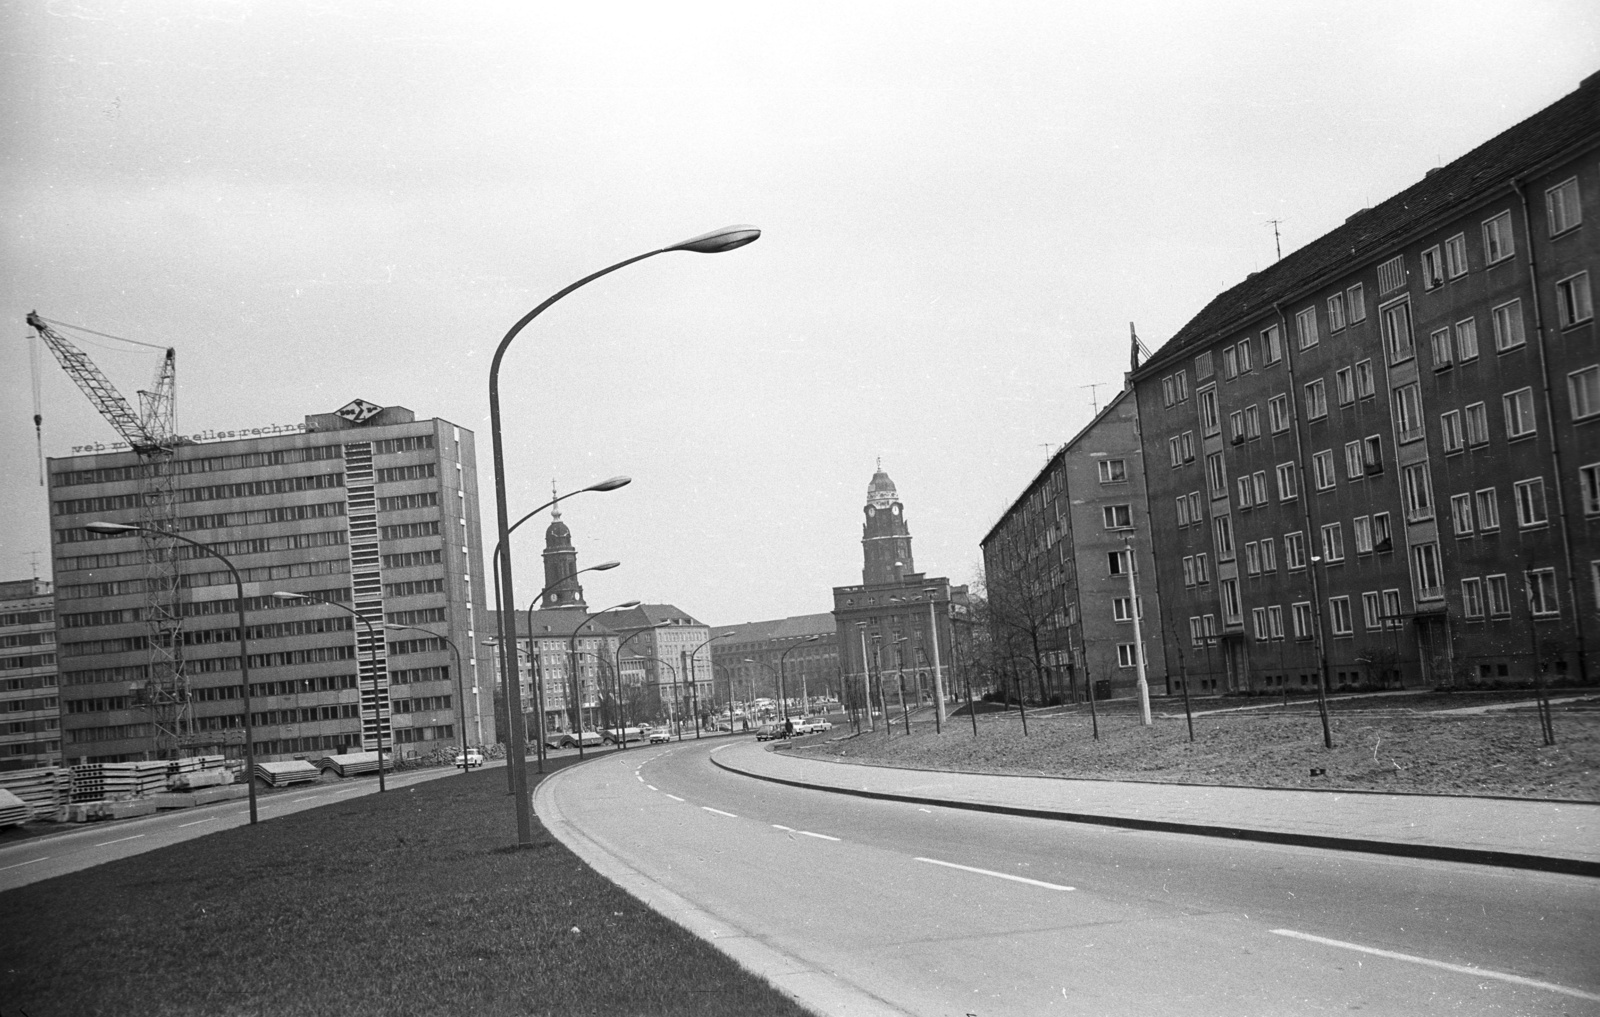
[[70, 761, 170, 802], [0, 767, 70, 822], [252, 760, 320, 788], [0, 788, 30, 828], [310, 751, 388, 777]]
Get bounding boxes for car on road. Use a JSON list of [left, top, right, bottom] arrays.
[[756, 723, 785, 741], [648, 728, 672, 743], [452, 747, 485, 769], [546, 730, 604, 749], [602, 726, 646, 746], [808, 717, 832, 732]]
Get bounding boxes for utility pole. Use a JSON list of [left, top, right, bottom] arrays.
[[1124, 534, 1152, 726]]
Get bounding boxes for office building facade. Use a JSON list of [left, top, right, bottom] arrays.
[[0, 579, 61, 769], [713, 613, 839, 707], [48, 402, 491, 764]]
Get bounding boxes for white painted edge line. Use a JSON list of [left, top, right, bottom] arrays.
[[702, 807, 738, 818], [914, 856, 1074, 891], [1270, 929, 1600, 1002], [665, 794, 684, 802], [335, 787, 362, 795], [0, 857, 47, 872], [94, 834, 146, 848], [179, 817, 216, 828], [799, 831, 840, 841], [772, 824, 794, 832]]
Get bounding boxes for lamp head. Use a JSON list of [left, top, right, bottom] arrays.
[[84, 521, 137, 534], [585, 476, 632, 493], [590, 561, 622, 572], [667, 225, 761, 254], [272, 591, 311, 601]]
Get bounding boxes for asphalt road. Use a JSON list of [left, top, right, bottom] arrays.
[[543, 738, 1600, 1017]]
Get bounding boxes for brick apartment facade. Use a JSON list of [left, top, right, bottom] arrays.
[[1130, 73, 1598, 693], [48, 402, 491, 764]]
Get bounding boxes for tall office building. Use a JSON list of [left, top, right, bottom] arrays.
[[48, 401, 491, 764], [0, 578, 60, 769], [1131, 73, 1597, 691]]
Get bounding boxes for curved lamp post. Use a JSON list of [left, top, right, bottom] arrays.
[[489, 482, 628, 784], [779, 635, 821, 728], [85, 520, 260, 824], [633, 655, 681, 735], [742, 658, 778, 723], [521, 561, 621, 776], [491, 225, 759, 846], [384, 623, 466, 768], [566, 601, 641, 758], [684, 630, 735, 739], [271, 591, 388, 792]]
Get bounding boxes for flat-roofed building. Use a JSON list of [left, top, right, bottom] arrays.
[[48, 402, 491, 764], [0, 578, 60, 769]]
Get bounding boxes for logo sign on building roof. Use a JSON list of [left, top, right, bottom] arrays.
[[334, 398, 384, 425]]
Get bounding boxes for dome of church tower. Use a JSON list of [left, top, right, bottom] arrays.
[[867, 468, 897, 508]]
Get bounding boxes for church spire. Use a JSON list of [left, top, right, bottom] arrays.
[[542, 480, 585, 608]]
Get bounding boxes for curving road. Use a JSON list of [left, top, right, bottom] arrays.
[[539, 738, 1600, 1017]]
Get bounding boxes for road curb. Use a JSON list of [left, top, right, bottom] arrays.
[[534, 759, 917, 1017], [713, 753, 1600, 879]]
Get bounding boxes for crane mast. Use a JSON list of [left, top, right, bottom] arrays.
[[29, 312, 191, 760]]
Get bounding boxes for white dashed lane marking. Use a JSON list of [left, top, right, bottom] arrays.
[[665, 794, 684, 802], [915, 856, 1074, 892], [0, 857, 47, 872], [702, 807, 737, 818], [94, 835, 146, 848], [1271, 929, 1600, 1002]]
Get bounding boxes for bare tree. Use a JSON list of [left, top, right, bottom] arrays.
[[975, 534, 1070, 706]]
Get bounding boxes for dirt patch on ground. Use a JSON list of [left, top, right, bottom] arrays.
[[810, 707, 1599, 800]]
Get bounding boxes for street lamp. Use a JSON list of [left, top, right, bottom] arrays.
[[685, 631, 735, 739], [488, 482, 629, 795], [743, 658, 777, 724], [778, 635, 821, 730], [855, 622, 875, 732], [489, 225, 758, 847], [635, 655, 681, 735], [384, 622, 466, 769], [85, 521, 260, 824], [520, 561, 621, 775], [567, 601, 641, 758], [923, 587, 947, 733], [271, 591, 388, 792]]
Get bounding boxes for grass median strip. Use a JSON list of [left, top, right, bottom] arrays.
[[0, 755, 813, 1017]]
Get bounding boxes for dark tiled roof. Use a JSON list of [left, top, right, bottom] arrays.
[[487, 608, 615, 639], [715, 613, 838, 645], [1137, 72, 1600, 375], [600, 604, 705, 632]]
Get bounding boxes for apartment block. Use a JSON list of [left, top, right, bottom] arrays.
[[0, 579, 61, 769], [1131, 73, 1598, 691], [981, 388, 1168, 700], [48, 402, 491, 764]]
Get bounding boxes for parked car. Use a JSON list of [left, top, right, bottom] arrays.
[[648, 729, 672, 744], [602, 726, 646, 746], [756, 723, 784, 741], [452, 747, 485, 769], [546, 730, 604, 749], [808, 717, 833, 732]]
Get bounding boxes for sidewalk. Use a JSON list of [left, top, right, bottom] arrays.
[[712, 741, 1600, 877]]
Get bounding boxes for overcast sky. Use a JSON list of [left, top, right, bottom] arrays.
[[2, 1, 1596, 627]]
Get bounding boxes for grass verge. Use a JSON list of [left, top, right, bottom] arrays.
[[0, 756, 813, 1017], [816, 699, 1599, 800]]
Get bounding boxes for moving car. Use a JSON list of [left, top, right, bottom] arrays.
[[452, 747, 485, 769], [755, 723, 784, 741], [648, 729, 672, 744], [546, 730, 604, 749], [808, 717, 833, 732]]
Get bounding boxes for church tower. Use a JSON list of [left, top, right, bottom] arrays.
[[861, 462, 914, 586], [541, 490, 586, 609]]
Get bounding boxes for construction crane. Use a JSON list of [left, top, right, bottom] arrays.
[[28, 311, 191, 760]]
